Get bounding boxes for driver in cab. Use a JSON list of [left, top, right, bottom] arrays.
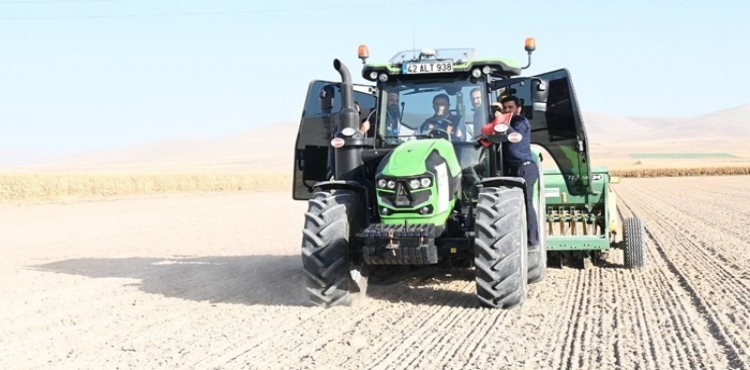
[[420, 93, 465, 141]]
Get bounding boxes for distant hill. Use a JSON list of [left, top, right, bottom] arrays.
[[635, 103, 750, 140], [583, 103, 750, 142], [0, 149, 59, 168], [2, 103, 748, 173], [2, 122, 297, 173], [581, 112, 656, 142]]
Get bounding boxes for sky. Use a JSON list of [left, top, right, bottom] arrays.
[[1, 0, 748, 158]]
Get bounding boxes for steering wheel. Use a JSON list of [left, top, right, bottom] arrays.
[[420, 117, 457, 141], [421, 117, 453, 130], [426, 128, 451, 140], [421, 117, 454, 132]]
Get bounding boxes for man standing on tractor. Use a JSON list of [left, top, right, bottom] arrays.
[[500, 96, 540, 247], [479, 96, 540, 248]]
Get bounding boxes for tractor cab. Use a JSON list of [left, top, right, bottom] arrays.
[[292, 41, 595, 201]]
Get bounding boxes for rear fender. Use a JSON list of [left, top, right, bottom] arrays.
[[480, 177, 529, 206], [313, 180, 371, 225]]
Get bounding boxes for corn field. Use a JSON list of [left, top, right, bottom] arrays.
[[610, 166, 750, 178], [2, 166, 749, 203], [0, 172, 292, 203]]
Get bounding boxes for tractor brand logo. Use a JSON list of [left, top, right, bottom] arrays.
[[394, 182, 411, 206]]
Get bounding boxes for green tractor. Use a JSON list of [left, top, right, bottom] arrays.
[[292, 39, 645, 309]]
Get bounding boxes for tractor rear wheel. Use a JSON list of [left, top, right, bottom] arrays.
[[474, 186, 528, 309], [623, 217, 646, 269], [527, 163, 547, 284], [301, 190, 364, 307]]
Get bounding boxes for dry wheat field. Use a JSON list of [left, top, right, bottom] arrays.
[[2, 166, 750, 203], [1, 175, 749, 369]]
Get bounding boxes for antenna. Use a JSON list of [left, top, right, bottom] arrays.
[[412, 22, 416, 51]]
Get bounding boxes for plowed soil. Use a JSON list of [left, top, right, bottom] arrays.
[[2, 176, 749, 370]]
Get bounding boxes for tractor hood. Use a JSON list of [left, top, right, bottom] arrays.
[[374, 138, 463, 227], [377, 139, 461, 178]]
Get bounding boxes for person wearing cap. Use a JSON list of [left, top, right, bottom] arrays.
[[478, 96, 540, 247]]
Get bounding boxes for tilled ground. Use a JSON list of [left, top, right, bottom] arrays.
[[1, 176, 749, 369]]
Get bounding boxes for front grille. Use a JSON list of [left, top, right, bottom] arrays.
[[378, 186, 431, 208]]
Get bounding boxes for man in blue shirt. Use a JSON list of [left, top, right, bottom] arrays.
[[499, 96, 540, 247]]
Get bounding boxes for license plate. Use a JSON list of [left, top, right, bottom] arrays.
[[402, 61, 454, 74]]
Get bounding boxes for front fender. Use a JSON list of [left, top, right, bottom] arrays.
[[313, 180, 371, 225], [480, 176, 529, 207]]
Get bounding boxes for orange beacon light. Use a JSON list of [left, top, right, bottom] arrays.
[[525, 37, 536, 52], [358, 44, 370, 64]]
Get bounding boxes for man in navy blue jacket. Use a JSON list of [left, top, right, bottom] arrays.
[[498, 96, 540, 247]]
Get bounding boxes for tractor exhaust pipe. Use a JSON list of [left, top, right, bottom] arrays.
[[334, 58, 358, 131], [332, 58, 365, 181]]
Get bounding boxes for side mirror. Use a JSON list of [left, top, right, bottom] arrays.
[[531, 78, 548, 112], [319, 85, 335, 112]]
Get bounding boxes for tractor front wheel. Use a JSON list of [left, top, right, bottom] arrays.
[[474, 186, 528, 309], [301, 190, 365, 307]]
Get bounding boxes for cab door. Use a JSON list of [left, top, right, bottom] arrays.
[[490, 70, 593, 195], [530, 69, 592, 196], [292, 80, 376, 200]]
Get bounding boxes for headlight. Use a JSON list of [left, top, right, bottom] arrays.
[[420, 178, 432, 187], [387, 180, 396, 189], [409, 179, 420, 189], [377, 179, 387, 188]]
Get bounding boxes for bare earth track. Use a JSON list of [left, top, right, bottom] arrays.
[[1, 176, 749, 369]]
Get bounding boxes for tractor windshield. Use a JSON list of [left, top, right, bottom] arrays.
[[377, 77, 488, 145]]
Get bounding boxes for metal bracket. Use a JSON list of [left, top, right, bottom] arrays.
[[386, 229, 399, 256]]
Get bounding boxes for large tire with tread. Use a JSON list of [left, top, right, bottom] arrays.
[[527, 164, 547, 283], [474, 186, 528, 309], [623, 216, 645, 269], [301, 190, 363, 307]]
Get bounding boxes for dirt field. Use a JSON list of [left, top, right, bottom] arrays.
[[2, 176, 749, 370]]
